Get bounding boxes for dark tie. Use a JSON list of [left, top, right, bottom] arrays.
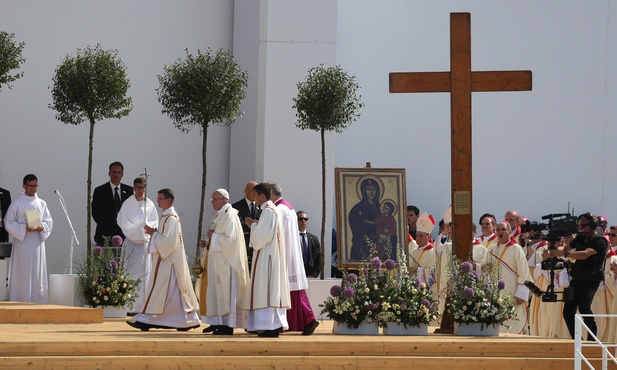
[[114, 187, 121, 212], [250, 202, 255, 219], [301, 232, 309, 262]]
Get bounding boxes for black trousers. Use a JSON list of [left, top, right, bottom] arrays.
[[562, 278, 600, 340]]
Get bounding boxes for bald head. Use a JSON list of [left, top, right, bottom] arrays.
[[244, 181, 257, 201]]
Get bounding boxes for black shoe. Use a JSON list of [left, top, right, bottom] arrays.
[[244, 329, 258, 334], [126, 320, 151, 331], [302, 320, 319, 335], [203, 325, 220, 333], [213, 326, 234, 335], [176, 324, 201, 332], [258, 328, 281, 338], [126, 312, 138, 317]]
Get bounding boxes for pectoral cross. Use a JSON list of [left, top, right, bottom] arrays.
[[389, 12, 532, 262]]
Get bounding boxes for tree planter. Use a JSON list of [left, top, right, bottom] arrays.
[[454, 322, 500, 336], [383, 323, 428, 336], [333, 321, 380, 335]]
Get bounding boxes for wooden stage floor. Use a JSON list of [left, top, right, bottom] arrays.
[[0, 302, 614, 370]]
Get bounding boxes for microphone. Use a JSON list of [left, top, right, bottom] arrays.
[[54, 189, 59, 194]]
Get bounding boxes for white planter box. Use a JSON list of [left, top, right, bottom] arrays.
[[332, 321, 379, 335], [454, 322, 500, 336], [383, 322, 428, 336]]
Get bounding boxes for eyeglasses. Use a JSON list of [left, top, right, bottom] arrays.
[[496, 228, 508, 232], [609, 233, 617, 237], [211, 198, 225, 202], [298, 217, 309, 222]]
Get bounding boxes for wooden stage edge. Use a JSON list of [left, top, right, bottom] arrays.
[[0, 302, 615, 370]]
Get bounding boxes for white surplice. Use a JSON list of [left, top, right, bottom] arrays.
[[5, 192, 53, 303], [247, 200, 290, 331], [116, 194, 158, 311]]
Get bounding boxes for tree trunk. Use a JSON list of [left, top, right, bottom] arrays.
[[196, 125, 208, 257], [320, 128, 326, 279], [86, 118, 95, 255]]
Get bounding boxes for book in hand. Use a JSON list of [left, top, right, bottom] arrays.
[[25, 210, 42, 229]]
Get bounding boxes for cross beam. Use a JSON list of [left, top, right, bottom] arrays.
[[389, 12, 532, 262]]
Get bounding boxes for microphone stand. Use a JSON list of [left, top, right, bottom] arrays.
[[55, 190, 79, 274]]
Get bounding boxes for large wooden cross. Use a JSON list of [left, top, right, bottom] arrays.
[[390, 12, 532, 262]]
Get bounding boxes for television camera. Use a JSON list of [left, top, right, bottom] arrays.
[[523, 213, 578, 302]]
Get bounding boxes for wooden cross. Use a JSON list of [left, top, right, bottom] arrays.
[[390, 12, 532, 262]]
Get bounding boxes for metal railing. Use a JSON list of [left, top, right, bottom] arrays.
[[575, 314, 617, 370]]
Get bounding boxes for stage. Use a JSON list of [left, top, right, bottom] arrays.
[[0, 302, 612, 369]]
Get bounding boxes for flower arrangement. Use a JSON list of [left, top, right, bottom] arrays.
[[320, 244, 439, 329], [446, 259, 516, 329], [378, 246, 440, 328], [77, 235, 140, 308]]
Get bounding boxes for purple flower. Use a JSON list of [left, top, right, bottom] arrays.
[[346, 273, 358, 284], [330, 285, 343, 297], [111, 235, 123, 247], [371, 257, 382, 270], [427, 276, 435, 287], [463, 287, 475, 299], [384, 259, 396, 270], [421, 299, 431, 308], [412, 278, 420, 288], [110, 259, 118, 270], [343, 287, 355, 299], [497, 280, 506, 291], [397, 300, 408, 309], [471, 271, 479, 280], [367, 303, 377, 311], [93, 246, 104, 257], [461, 261, 473, 273]]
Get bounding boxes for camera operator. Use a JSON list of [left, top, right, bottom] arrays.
[[548, 212, 608, 340]]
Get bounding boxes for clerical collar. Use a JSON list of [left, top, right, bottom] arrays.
[[162, 206, 175, 216]]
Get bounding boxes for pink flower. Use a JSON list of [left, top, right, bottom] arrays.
[[93, 246, 104, 257], [111, 235, 123, 247]]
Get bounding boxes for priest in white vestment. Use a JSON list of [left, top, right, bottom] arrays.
[[270, 182, 319, 335], [606, 233, 617, 343], [408, 212, 436, 289], [127, 188, 200, 331], [483, 221, 531, 334], [246, 182, 291, 338], [116, 177, 158, 313], [201, 189, 250, 335], [5, 174, 53, 303]]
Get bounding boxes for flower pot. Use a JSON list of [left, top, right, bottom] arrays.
[[383, 322, 428, 336], [101, 306, 126, 318], [454, 322, 500, 336], [333, 321, 380, 335]]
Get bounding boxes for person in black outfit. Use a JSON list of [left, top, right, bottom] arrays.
[[231, 181, 261, 269], [91, 162, 133, 247], [0, 184, 11, 242], [296, 211, 321, 278], [549, 212, 608, 340]]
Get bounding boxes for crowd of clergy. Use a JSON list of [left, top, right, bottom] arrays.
[[406, 206, 617, 340]]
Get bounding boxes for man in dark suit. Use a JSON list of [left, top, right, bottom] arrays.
[[0, 184, 11, 242], [92, 161, 133, 246], [297, 211, 322, 278], [231, 181, 261, 268]]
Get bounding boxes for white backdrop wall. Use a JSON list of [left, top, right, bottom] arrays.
[[335, 1, 617, 228], [0, 1, 235, 273]]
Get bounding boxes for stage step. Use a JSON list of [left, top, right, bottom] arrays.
[[0, 302, 102, 324], [0, 318, 615, 370]]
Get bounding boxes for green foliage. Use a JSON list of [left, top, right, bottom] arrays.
[[293, 64, 363, 133], [156, 47, 248, 132], [0, 31, 26, 91], [49, 44, 132, 125]]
